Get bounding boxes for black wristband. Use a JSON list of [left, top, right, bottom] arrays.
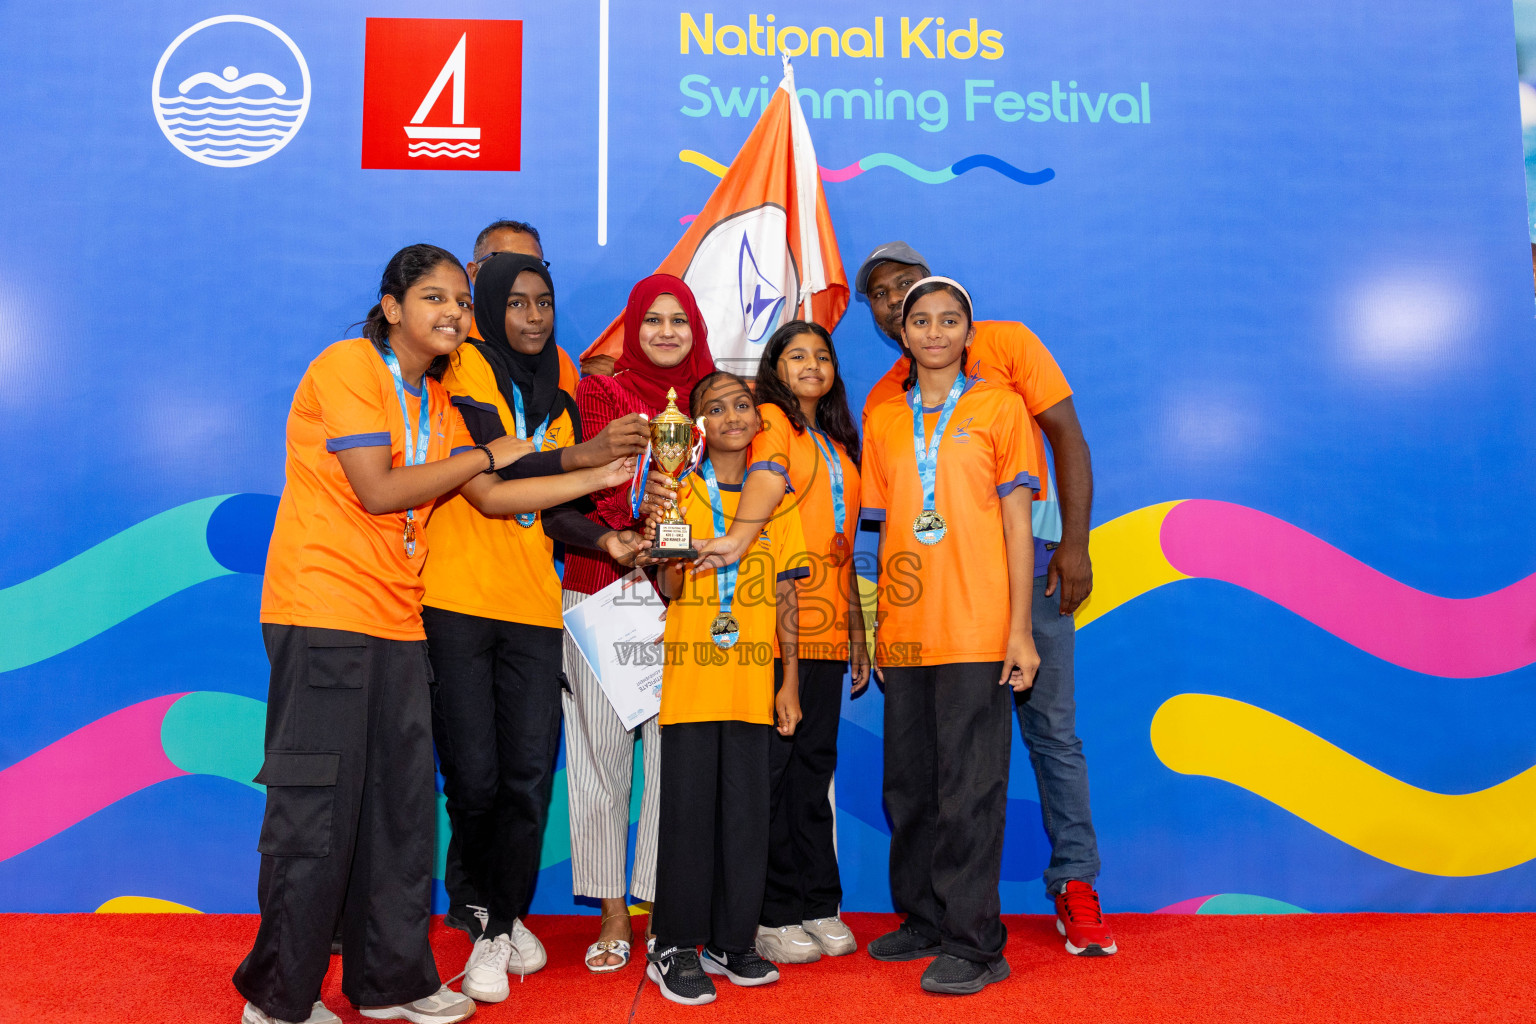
[[475, 443, 495, 474]]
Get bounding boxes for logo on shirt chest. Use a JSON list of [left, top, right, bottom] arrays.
[[361, 19, 522, 171]]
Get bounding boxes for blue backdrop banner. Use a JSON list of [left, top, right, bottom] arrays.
[[2, 0, 1534, 916]]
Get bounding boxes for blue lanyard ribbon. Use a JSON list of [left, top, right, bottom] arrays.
[[510, 384, 552, 527], [911, 373, 967, 514], [808, 427, 846, 543], [701, 458, 738, 618], [629, 445, 653, 520], [382, 347, 432, 556]]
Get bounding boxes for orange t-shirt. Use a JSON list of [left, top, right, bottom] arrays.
[[862, 378, 1040, 666], [862, 320, 1070, 501], [754, 403, 862, 661], [423, 343, 576, 628], [261, 338, 472, 641], [468, 316, 580, 394], [659, 481, 810, 726]]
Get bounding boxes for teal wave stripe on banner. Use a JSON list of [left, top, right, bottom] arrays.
[[0, 496, 235, 673]]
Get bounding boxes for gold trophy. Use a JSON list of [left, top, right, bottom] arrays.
[[647, 388, 700, 559]]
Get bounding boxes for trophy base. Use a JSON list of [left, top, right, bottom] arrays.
[[649, 545, 698, 561], [651, 520, 695, 561]]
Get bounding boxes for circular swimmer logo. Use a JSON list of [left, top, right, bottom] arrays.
[[151, 15, 311, 168]]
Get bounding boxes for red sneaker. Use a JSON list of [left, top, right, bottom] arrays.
[[1054, 880, 1117, 956]]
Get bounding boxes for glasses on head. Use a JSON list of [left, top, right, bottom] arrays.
[[475, 251, 550, 268]]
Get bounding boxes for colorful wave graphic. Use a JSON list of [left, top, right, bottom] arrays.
[[1151, 693, 1536, 877], [0, 691, 264, 862], [679, 148, 1055, 186], [676, 148, 1054, 219], [6, 494, 1534, 883], [0, 688, 578, 885], [1076, 499, 1536, 679], [7, 493, 1531, 680], [1155, 894, 1310, 915], [96, 895, 201, 914], [0, 493, 274, 673]]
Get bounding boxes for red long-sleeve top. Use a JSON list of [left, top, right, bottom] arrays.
[[562, 373, 652, 595]]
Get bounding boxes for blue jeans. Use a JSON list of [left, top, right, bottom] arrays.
[[1016, 575, 1102, 897]]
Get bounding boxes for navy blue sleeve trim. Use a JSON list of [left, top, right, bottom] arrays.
[[996, 471, 1042, 498], [326, 432, 391, 452], [860, 507, 887, 523], [451, 446, 474, 457], [450, 395, 499, 415], [777, 566, 813, 581], [746, 460, 794, 492]]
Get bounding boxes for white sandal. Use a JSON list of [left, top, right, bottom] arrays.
[[585, 911, 633, 973], [584, 937, 631, 973]]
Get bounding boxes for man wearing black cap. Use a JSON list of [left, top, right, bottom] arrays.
[[856, 242, 1117, 959]]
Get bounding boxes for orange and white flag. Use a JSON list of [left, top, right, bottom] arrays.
[[583, 57, 848, 376]]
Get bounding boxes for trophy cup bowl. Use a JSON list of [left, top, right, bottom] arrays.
[[648, 388, 699, 559]]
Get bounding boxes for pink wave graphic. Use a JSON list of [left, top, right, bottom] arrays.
[[1161, 500, 1536, 678], [819, 161, 864, 183], [1154, 896, 1215, 914], [0, 694, 187, 861]]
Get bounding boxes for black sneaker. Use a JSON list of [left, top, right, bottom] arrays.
[[444, 904, 485, 939], [868, 922, 942, 962], [701, 946, 781, 986], [920, 954, 1010, 995], [647, 945, 718, 1005]]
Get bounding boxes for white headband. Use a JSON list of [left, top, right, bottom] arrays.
[[900, 275, 975, 322]]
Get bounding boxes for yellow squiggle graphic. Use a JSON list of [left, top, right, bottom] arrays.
[[1073, 500, 1187, 629], [95, 895, 201, 913], [1150, 693, 1536, 876], [679, 149, 729, 177]]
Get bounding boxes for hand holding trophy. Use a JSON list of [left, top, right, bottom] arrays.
[[631, 388, 704, 560]]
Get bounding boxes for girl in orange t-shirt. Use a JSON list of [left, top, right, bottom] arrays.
[[237, 244, 634, 1024], [860, 278, 1040, 997], [645, 372, 809, 1006], [748, 320, 869, 962]]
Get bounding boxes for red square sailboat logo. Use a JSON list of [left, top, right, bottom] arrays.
[[361, 18, 522, 171]]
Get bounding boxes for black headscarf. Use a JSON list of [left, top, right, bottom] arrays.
[[472, 253, 570, 437]]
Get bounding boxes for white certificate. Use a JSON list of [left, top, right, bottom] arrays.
[[562, 569, 668, 729]]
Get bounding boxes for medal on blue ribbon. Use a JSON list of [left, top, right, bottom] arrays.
[[701, 458, 740, 649], [809, 427, 848, 565], [382, 347, 432, 557], [911, 373, 966, 546], [510, 384, 552, 528]]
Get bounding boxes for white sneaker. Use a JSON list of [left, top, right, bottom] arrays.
[[755, 923, 822, 963], [506, 918, 547, 975], [241, 1001, 340, 1024], [802, 916, 857, 956], [460, 933, 513, 1003], [358, 984, 476, 1023]]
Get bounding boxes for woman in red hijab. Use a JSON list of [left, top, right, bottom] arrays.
[[562, 275, 716, 972]]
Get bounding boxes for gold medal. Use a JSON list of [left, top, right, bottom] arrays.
[[710, 611, 740, 650], [913, 510, 947, 545]]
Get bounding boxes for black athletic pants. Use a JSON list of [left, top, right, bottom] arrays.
[[423, 606, 563, 938], [761, 658, 844, 927], [233, 625, 441, 1023], [651, 721, 772, 954], [882, 661, 1012, 963]]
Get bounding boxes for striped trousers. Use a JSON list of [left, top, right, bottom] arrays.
[[561, 590, 661, 901]]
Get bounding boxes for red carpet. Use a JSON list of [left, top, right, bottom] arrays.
[[0, 912, 1528, 1023]]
